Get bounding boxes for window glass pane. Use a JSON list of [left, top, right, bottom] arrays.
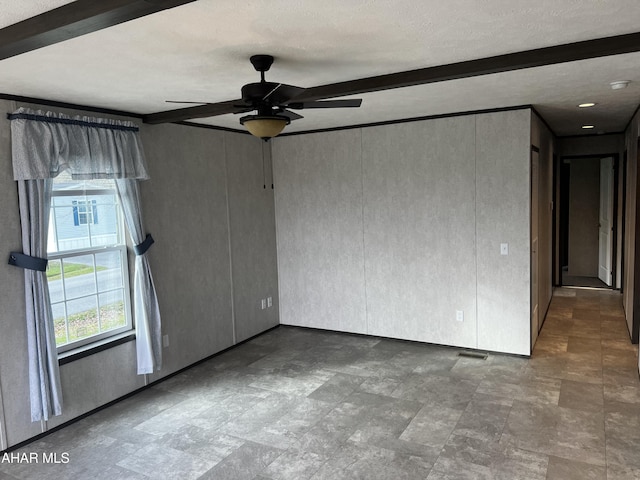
[[88, 194, 118, 247], [51, 197, 91, 251], [46, 259, 64, 303], [51, 303, 68, 346], [95, 251, 123, 291], [48, 175, 131, 352], [65, 296, 99, 343], [99, 291, 126, 332], [61, 255, 97, 299]]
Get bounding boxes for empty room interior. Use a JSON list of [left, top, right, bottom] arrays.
[[1, 1, 640, 479]]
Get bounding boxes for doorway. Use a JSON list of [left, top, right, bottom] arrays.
[[556, 154, 619, 289]]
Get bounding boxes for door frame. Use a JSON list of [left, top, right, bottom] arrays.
[[531, 145, 540, 351], [553, 152, 620, 289]]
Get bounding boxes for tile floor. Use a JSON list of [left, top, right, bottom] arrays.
[[1, 287, 639, 479]]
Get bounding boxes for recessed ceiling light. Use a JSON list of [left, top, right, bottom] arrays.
[[582, 125, 595, 129], [578, 103, 596, 108], [610, 80, 630, 90]]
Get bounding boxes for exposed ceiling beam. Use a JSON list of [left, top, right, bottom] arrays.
[[0, 0, 197, 61], [291, 31, 640, 103], [144, 31, 640, 124]]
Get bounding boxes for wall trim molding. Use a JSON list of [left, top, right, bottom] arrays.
[[278, 105, 534, 137], [1, 94, 541, 138], [558, 131, 624, 139], [0, 93, 142, 119]]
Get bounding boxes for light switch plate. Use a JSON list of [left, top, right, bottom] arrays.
[[500, 243, 509, 255]]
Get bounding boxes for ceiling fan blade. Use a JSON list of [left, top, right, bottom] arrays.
[[277, 109, 304, 121], [287, 99, 362, 110], [232, 106, 258, 115], [144, 99, 247, 124]]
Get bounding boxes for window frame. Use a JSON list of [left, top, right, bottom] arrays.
[[48, 182, 134, 354]]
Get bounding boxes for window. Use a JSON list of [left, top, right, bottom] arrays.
[[72, 200, 98, 226], [47, 173, 132, 353]]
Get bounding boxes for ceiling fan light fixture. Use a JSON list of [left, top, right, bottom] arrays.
[[240, 114, 290, 140]]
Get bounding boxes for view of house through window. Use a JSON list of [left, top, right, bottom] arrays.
[[47, 172, 132, 352]]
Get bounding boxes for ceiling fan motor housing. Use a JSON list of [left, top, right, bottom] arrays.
[[241, 82, 282, 104]]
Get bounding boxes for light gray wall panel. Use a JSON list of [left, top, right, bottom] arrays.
[[361, 118, 477, 347], [46, 342, 144, 429], [140, 124, 235, 380], [272, 131, 367, 334], [225, 134, 279, 342], [0, 100, 43, 446], [476, 110, 531, 355], [568, 158, 600, 277]]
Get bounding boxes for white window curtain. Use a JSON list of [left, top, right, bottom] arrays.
[[8, 108, 162, 421]]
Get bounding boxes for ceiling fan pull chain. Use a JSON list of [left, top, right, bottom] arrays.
[[262, 142, 267, 189]]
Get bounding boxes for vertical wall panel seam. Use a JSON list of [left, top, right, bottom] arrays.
[[474, 115, 479, 349], [0, 372, 7, 449], [271, 140, 283, 327], [223, 134, 237, 344], [359, 129, 369, 335]]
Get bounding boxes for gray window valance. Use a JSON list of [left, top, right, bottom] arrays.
[[9, 107, 149, 180]]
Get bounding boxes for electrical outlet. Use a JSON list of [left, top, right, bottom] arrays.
[[267, 296, 272, 308], [261, 299, 266, 310], [456, 310, 464, 322], [162, 334, 169, 348]]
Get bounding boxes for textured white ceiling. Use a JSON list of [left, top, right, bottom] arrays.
[[1, 0, 639, 136], [0, 0, 76, 29]]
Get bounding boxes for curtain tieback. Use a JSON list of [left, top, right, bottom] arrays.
[[134, 234, 154, 256], [8, 252, 48, 272]]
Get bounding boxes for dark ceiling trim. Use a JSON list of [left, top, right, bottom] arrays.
[[560, 153, 620, 159], [291, 31, 640, 103], [0, 93, 142, 118], [0, 0, 197, 61], [277, 105, 533, 138], [0, 93, 248, 134], [176, 120, 247, 135], [557, 131, 624, 139]]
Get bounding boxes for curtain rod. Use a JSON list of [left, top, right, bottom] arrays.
[[7, 112, 139, 132]]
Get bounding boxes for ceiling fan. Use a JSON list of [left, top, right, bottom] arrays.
[[149, 54, 362, 140]]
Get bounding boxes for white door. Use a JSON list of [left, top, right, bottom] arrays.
[[531, 151, 539, 349], [598, 157, 613, 286]]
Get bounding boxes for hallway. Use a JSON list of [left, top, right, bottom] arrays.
[[529, 287, 640, 478], [524, 288, 640, 480], [0, 288, 638, 479]]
